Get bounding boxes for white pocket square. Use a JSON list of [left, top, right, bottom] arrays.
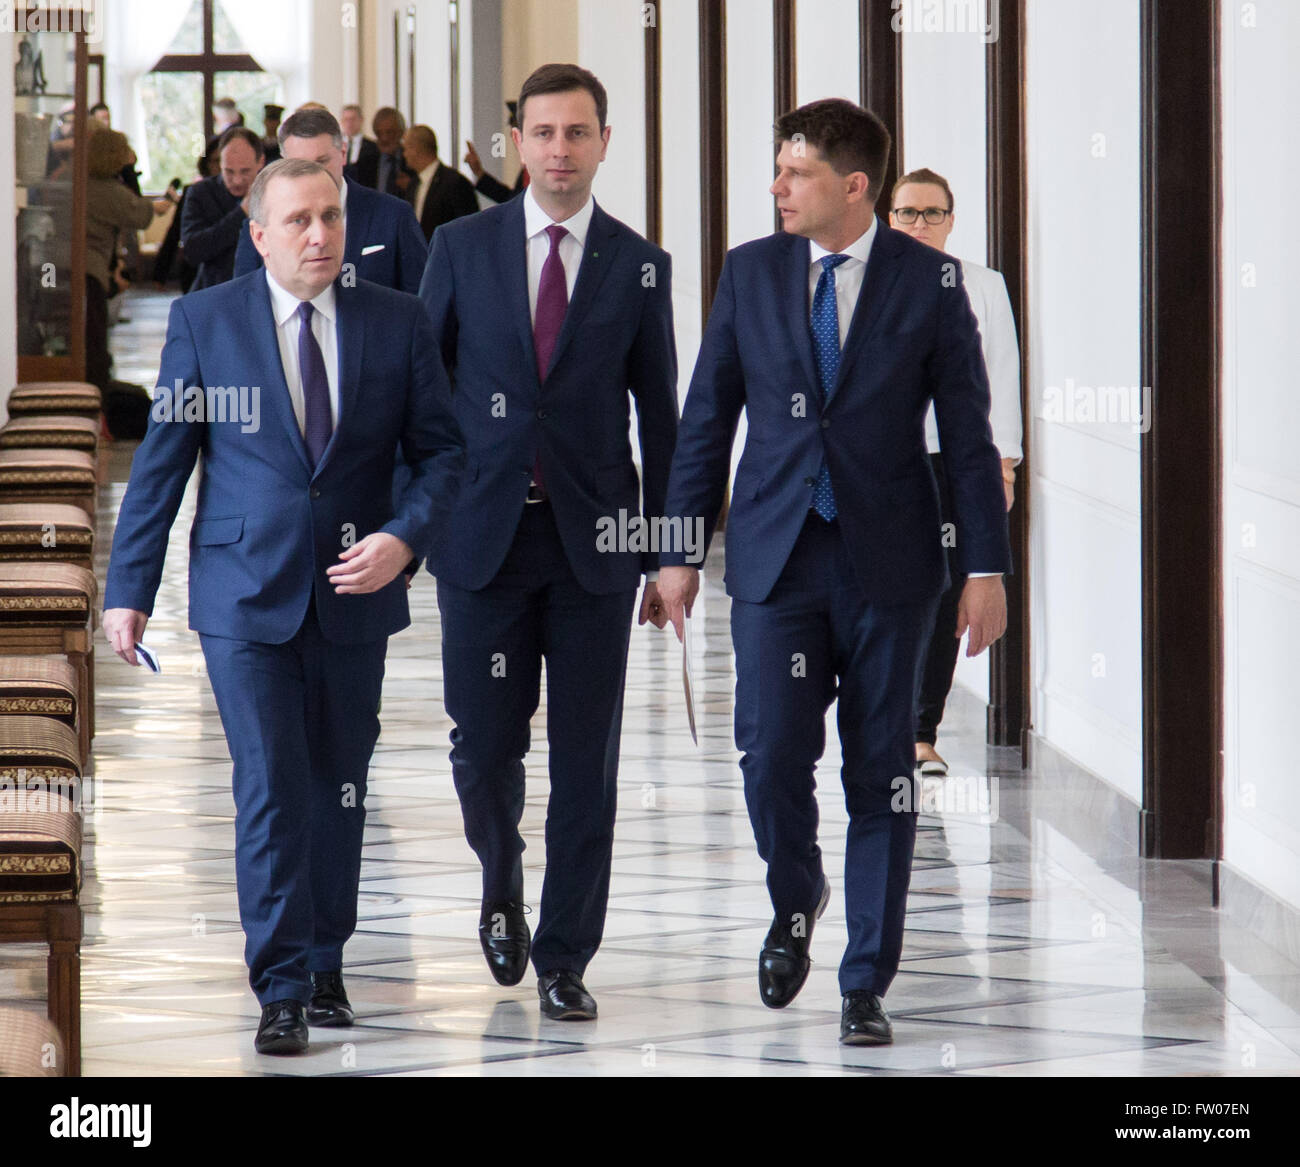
[[361, 244, 385, 255]]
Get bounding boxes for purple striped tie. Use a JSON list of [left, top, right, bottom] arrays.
[[531, 224, 568, 497], [297, 301, 332, 469]]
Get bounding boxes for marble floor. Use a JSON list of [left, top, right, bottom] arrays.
[[4, 286, 1300, 1077]]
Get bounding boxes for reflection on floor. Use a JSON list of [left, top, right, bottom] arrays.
[[4, 286, 1300, 1077]]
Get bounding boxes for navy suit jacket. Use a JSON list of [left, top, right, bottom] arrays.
[[104, 272, 465, 644], [234, 178, 427, 295], [180, 175, 244, 291], [662, 218, 1011, 604], [418, 197, 678, 595]]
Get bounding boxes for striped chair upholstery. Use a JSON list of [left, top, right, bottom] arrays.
[[0, 449, 96, 517], [7, 382, 101, 422], [0, 504, 94, 570], [0, 416, 99, 454]]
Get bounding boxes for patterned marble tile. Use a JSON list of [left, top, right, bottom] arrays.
[[4, 286, 1298, 1078]]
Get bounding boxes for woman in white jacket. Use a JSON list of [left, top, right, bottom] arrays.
[[889, 168, 1023, 776]]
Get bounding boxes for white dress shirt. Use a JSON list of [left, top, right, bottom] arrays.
[[806, 220, 999, 576], [345, 135, 361, 165], [413, 159, 439, 223], [808, 217, 877, 346], [524, 184, 593, 321], [265, 270, 340, 436]]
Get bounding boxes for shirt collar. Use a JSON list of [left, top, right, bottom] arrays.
[[808, 215, 877, 269], [419, 159, 438, 183], [266, 268, 337, 328], [524, 185, 595, 248], [338, 177, 349, 216]]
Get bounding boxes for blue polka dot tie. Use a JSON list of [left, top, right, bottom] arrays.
[[810, 254, 850, 521]]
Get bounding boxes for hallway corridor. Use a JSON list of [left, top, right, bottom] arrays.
[[1, 287, 1294, 1078]]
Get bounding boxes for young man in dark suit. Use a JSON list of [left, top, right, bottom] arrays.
[[419, 63, 678, 1021], [233, 107, 427, 294], [103, 159, 464, 1055], [659, 99, 1011, 1045]]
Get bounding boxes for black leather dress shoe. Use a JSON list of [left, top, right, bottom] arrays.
[[840, 990, 892, 1045], [537, 969, 597, 1020], [479, 900, 531, 986], [758, 878, 830, 1009], [306, 970, 354, 1027], [255, 999, 309, 1055]]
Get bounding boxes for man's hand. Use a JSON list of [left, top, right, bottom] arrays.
[[657, 566, 700, 642], [327, 533, 414, 594], [1002, 457, 1017, 511], [103, 608, 149, 665], [954, 575, 1007, 657], [638, 580, 668, 629], [463, 140, 485, 179]]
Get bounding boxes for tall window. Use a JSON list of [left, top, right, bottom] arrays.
[[138, 0, 281, 190]]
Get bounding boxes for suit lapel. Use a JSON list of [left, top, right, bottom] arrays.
[[247, 275, 311, 475], [314, 279, 362, 478], [544, 203, 622, 381], [832, 216, 904, 396], [342, 179, 372, 271], [499, 198, 539, 386], [784, 233, 821, 400]]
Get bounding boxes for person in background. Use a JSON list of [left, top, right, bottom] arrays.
[[84, 128, 168, 394], [340, 103, 378, 180], [181, 126, 264, 291], [205, 96, 242, 158], [463, 101, 528, 204], [888, 167, 1022, 777], [233, 106, 427, 295], [87, 101, 141, 194], [352, 107, 415, 197], [262, 104, 284, 163], [401, 124, 479, 241]]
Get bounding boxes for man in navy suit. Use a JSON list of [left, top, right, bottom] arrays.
[[659, 99, 1010, 1045], [418, 63, 678, 1021], [234, 107, 426, 294], [103, 159, 464, 1055]]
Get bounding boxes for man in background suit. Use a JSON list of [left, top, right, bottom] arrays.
[[181, 126, 263, 291], [234, 107, 427, 294], [402, 124, 480, 241], [463, 101, 528, 204], [352, 107, 417, 198], [340, 103, 378, 181], [419, 63, 678, 1021], [659, 99, 1010, 1045], [103, 159, 464, 1055]]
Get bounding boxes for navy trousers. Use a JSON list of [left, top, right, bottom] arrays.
[[730, 513, 939, 997], [436, 501, 636, 975], [200, 599, 387, 1006]]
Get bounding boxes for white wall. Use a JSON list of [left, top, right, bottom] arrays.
[[1221, 0, 1300, 912], [795, 0, 860, 105], [578, 0, 646, 232], [726, 0, 774, 250], [1025, 0, 1142, 800], [900, 3, 990, 702], [657, 0, 701, 409], [899, 2, 987, 267]]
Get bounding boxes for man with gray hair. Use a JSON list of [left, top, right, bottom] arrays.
[[235, 106, 427, 293], [104, 157, 464, 1056]]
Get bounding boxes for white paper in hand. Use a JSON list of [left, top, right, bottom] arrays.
[[682, 617, 697, 745]]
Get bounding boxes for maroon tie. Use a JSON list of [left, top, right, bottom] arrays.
[[531, 223, 568, 497]]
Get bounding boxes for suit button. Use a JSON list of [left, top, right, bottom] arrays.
[[820, 418, 831, 429], [804, 477, 815, 486], [537, 409, 548, 420], [310, 488, 321, 499]]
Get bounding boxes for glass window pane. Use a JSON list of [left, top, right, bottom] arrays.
[[214, 71, 284, 137], [163, 0, 204, 55], [137, 71, 205, 191], [212, 1, 245, 54]]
